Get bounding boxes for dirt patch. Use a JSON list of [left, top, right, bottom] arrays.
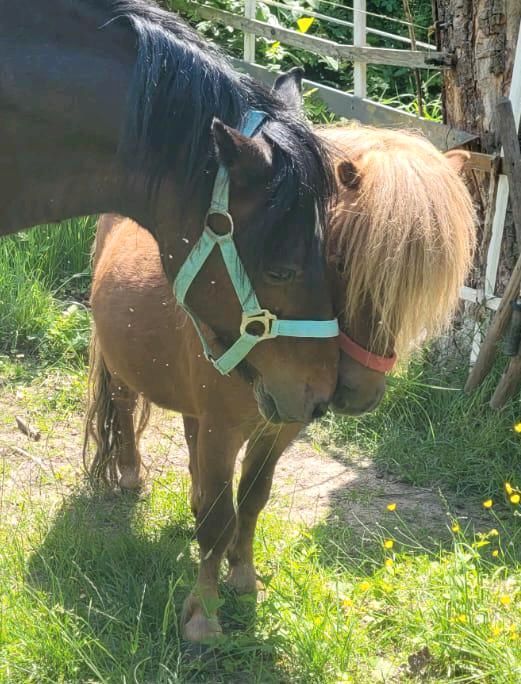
[[0, 373, 487, 543]]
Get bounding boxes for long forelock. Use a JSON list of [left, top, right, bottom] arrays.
[[321, 125, 476, 357]]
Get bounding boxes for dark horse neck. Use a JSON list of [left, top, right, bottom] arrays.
[[0, 1, 151, 232]]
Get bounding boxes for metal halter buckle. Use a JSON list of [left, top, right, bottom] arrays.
[[240, 309, 277, 339]]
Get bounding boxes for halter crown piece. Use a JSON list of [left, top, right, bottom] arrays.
[[173, 109, 339, 375]]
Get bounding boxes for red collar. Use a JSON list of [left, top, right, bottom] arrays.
[[339, 332, 397, 373]]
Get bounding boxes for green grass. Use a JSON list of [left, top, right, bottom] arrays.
[[0, 218, 95, 364], [1, 466, 521, 683], [317, 349, 521, 501]]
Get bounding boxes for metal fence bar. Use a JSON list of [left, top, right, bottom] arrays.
[[244, 0, 256, 63], [353, 0, 367, 98]]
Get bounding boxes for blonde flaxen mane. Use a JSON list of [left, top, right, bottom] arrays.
[[321, 124, 476, 358]]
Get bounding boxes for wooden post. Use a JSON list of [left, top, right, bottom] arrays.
[[244, 0, 256, 63], [465, 98, 521, 396], [353, 0, 367, 98]]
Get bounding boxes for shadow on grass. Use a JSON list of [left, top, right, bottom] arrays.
[[24, 483, 290, 683]]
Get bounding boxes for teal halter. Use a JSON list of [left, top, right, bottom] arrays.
[[172, 110, 339, 376]]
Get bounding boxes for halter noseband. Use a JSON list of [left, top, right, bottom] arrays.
[[173, 110, 339, 376]]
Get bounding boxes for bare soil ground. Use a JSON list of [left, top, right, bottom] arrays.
[[0, 370, 487, 545]]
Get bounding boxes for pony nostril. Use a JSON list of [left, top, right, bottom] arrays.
[[312, 401, 329, 420]]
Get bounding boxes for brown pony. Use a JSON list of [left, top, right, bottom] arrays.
[[85, 125, 475, 642]]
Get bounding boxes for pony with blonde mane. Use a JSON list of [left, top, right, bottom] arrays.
[[85, 125, 475, 642], [327, 125, 475, 413]]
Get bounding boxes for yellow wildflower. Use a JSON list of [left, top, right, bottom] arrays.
[[514, 423, 521, 433], [383, 539, 394, 550], [386, 503, 397, 512], [499, 595, 512, 607], [492, 549, 499, 558], [488, 529, 499, 537], [510, 494, 520, 504], [451, 522, 461, 533], [505, 482, 514, 495], [342, 598, 353, 609], [381, 581, 393, 593], [456, 613, 467, 623], [384, 558, 394, 570], [490, 624, 502, 637], [359, 581, 371, 592], [483, 499, 493, 509]]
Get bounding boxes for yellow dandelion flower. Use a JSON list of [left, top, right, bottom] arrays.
[[499, 594, 512, 607], [490, 624, 502, 637], [483, 499, 493, 509], [505, 482, 514, 495], [386, 503, 397, 512], [342, 598, 353, 609], [451, 522, 461, 533], [456, 613, 467, 623], [514, 423, 521, 433], [383, 539, 394, 549], [510, 494, 520, 504], [359, 581, 371, 592], [384, 558, 394, 570], [492, 549, 499, 558], [488, 528, 499, 537]]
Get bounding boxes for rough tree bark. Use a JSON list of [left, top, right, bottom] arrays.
[[435, 0, 521, 295]]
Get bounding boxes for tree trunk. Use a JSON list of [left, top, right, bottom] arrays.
[[435, 0, 521, 295]]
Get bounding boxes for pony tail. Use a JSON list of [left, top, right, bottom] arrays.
[[83, 331, 120, 488]]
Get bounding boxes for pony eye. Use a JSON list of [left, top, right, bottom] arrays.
[[265, 267, 296, 284]]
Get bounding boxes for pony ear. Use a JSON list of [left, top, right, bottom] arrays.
[[212, 118, 272, 184], [337, 160, 361, 189], [272, 67, 304, 109], [444, 149, 470, 175]]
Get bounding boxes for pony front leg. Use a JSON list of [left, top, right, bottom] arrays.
[[182, 422, 243, 643], [182, 415, 200, 517], [227, 423, 301, 594]]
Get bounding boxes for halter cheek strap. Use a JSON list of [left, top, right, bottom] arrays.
[[339, 332, 397, 373], [172, 109, 339, 376]]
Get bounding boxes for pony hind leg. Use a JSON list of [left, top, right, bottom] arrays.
[[112, 381, 145, 491], [227, 423, 301, 594]]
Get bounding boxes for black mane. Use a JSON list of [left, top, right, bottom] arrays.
[[99, 0, 334, 269]]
